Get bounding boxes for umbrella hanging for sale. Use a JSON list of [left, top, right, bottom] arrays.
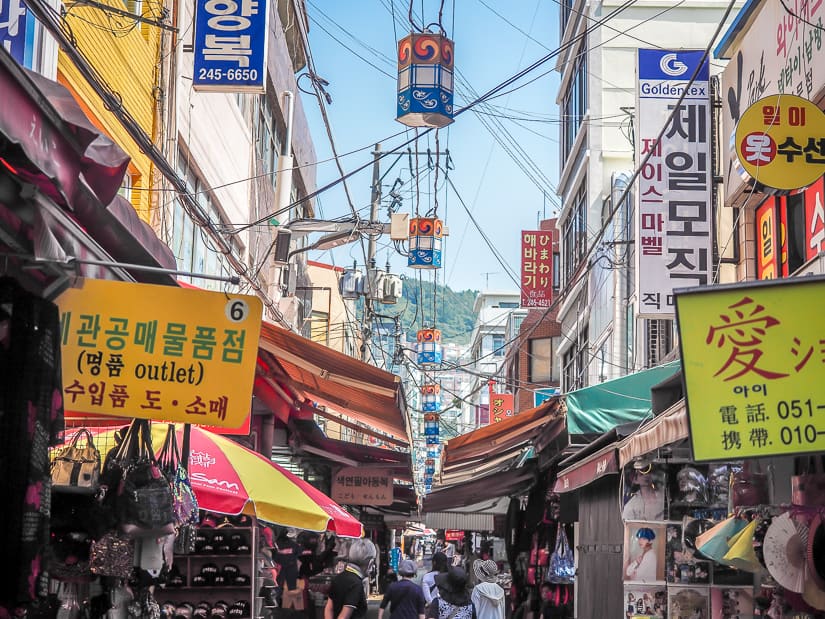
[[82, 423, 363, 538]]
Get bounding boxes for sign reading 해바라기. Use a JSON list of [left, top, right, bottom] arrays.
[[636, 49, 712, 318], [56, 279, 263, 428], [675, 275, 825, 461], [520, 230, 554, 308], [735, 94, 825, 191], [331, 467, 394, 506], [193, 0, 268, 92]]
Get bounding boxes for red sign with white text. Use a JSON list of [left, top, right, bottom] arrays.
[[805, 177, 825, 260], [521, 230, 554, 308], [490, 393, 514, 424]]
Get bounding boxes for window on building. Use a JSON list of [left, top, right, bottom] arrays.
[[529, 337, 554, 383], [562, 181, 587, 286], [309, 310, 330, 345], [560, 0, 574, 32], [562, 328, 589, 391], [562, 44, 587, 165], [492, 334, 505, 356], [255, 96, 282, 191], [117, 173, 133, 204]]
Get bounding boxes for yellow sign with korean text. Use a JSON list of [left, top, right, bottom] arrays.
[[331, 467, 394, 506], [675, 276, 825, 461], [735, 94, 825, 191], [56, 279, 263, 428]]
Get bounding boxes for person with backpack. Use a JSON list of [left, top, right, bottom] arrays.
[[425, 567, 476, 619], [422, 552, 449, 604], [325, 539, 376, 619], [471, 560, 504, 619], [378, 560, 426, 619]]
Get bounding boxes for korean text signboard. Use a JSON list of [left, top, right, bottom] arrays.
[[490, 393, 514, 424], [520, 230, 554, 308], [331, 467, 393, 506], [193, 0, 267, 92], [675, 276, 825, 461], [57, 279, 263, 428], [735, 94, 825, 191], [636, 49, 712, 317]]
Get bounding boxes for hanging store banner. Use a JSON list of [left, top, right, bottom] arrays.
[[719, 0, 825, 206], [520, 230, 554, 308], [755, 199, 779, 280], [192, 0, 268, 93], [57, 279, 263, 428], [635, 49, 712, 317], [331, 467, 394, 506], [490, 393, 514, 424], [675, 276, 825, 461], [734, 94, 825, 191]]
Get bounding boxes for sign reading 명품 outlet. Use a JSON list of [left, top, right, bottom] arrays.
[[57, 279, 262, 428]]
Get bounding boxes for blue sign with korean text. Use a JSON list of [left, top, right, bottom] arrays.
[[0, 0, 29, 65], [193, 0, 267, 92], [638, 49, 709, 83]]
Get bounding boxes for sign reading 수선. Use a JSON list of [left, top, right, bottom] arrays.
[[675, 276, 825, 461], [57, 279, 263, 428], [331, 467, 394, 506], [735, 94, 825, 191]]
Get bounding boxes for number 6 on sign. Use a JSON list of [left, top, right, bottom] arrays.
[[226, 299, 250, 323]]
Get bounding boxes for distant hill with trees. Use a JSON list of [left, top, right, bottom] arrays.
[[398, 279, 477, 345]]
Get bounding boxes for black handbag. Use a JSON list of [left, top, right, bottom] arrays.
[[116, 420, 175, 538]]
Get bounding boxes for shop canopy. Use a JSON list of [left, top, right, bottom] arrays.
[[423, 461, 537, 514], [564, 361, 680, 435], [258, 321, 410, 442]]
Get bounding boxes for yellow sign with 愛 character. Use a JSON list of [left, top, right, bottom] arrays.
[[734, 94, 825, 191], [675, 275, 825, 461], [56, 279, 263, 428]]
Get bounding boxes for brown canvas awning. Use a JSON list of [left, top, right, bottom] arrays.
[[618, 399, 687, 468], [258, 321, 409, 441], [423, 462, 537, 513]]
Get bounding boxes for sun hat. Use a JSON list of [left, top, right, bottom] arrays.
[[398, 559, 417, 577], [473, 559, 499, 583], [762, 512, 809, 593], [435, 567, 472, 606]]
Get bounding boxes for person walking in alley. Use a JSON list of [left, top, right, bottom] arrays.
[[425, 567, 476, 619], [378, 560, 426, 619], [422, 552, 450, 604], [325, 539, 376, 619], [471, 560, 504, 619]]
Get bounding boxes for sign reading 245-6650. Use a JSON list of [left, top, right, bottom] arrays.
[[676, 276, 825, 461], [56, 279, 263, 428], [193, 0, 268, 93]]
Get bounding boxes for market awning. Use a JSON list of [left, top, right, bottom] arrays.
[[565, 361, 680, 435], [442, 398, 562, 468], [258, 321, 409, 441], [423, 461, 537, 513], [553, 443, 619, 493], [618, 399, 688, 468], [424, 497, 509, 532]]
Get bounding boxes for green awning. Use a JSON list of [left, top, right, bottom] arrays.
[[565, 361, 681, 435]]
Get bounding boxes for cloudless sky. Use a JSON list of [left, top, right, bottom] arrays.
[[298, 0, 561, 298]]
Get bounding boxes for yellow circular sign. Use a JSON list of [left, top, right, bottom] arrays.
[[734, 94, 825, 190]]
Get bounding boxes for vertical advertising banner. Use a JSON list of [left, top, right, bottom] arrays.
[[636, 50, 712, 317], [520, 230, 554, 307], [755, 200, 778, 279], [490, 393, 514, 423], [193, 0, 267, 92]]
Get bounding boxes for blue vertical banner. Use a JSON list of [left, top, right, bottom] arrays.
[[193, 0, 267, 92], [0, 0, 28, 64]]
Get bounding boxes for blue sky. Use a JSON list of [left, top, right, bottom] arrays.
[[299, 0, 560, 294]]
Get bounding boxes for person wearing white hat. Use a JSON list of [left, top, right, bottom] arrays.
[[471, 560, 504, 619]]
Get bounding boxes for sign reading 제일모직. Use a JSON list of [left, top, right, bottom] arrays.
[[675, 276, 825, 461], [56, 279, 263, 428]]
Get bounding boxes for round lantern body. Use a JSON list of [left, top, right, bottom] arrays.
[[397, 32, 454, 128], [408, 217, 443, 269]]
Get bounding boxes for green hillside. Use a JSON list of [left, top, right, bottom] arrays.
[[398, 280, 477, 345]]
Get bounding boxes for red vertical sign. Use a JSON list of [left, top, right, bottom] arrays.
[[805, 177, 825, 260], [755, 200, 778, 280], [521, 230, 554, 307], [490, 393, 514, 423]]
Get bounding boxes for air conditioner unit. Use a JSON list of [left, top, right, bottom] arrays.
[[273, 229, 292, 265], [382, 273, 403, 304], [645, 319, 673, 367]]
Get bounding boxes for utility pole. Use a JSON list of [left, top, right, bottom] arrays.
[[361, 143, 381, 362]]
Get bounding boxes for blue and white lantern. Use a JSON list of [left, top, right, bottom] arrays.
[[421, 383, 442, 412], [408, 217, 443, 269], [416, 328, 443, 367], [397, 32, 454, 128]]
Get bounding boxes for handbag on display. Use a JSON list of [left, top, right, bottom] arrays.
[[730, 460, 770, 508], [157, 424, 199, 527], [89, 531, 135, 579], [52, 428, 101, 494], [116, 420, 176, 538], [547, 523, 575, 584], [791, 455, 825, 507]]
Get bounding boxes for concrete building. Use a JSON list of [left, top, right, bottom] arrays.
[[554, 0, 742, 391], [302, 260, 359, 356]]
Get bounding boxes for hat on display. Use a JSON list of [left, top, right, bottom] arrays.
[[398, 560, 417, 577], [762, 513, 809, 593], [473, 559, 499, 583], [683, 518, 714, 555], [222, 564, 240, 577], [676, 466, 709, 503]]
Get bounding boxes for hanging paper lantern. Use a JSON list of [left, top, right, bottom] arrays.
[[416, 327, 443, 366], [397, 32, 454, 128], [427, 447, 440, 459], [420, 383, 442, 412], [425, 435, 440, 445], [425, 458, 435, 474], [408, 217, 443, 270]]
